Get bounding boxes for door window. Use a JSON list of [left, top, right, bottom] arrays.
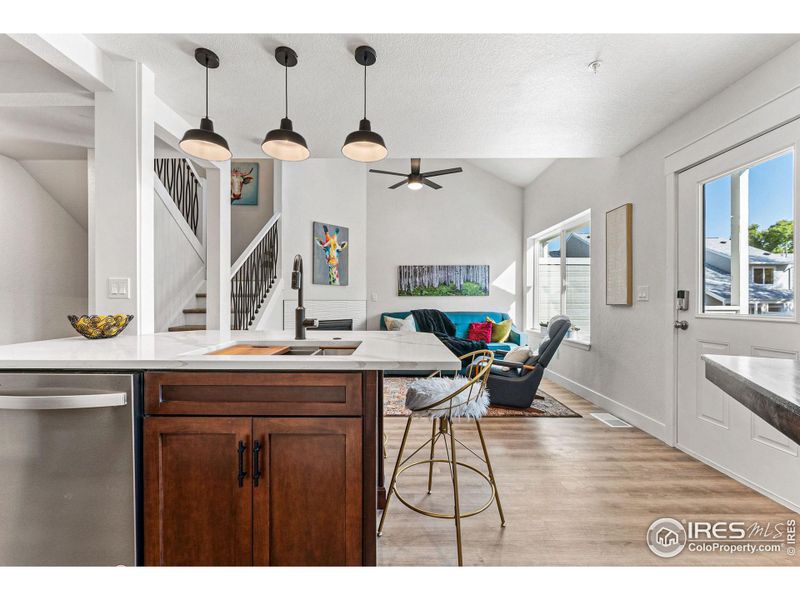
[[702, 150, 795, 316]]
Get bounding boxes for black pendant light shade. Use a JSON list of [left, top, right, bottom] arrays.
[[180, 48, 232, 162], [342, 118, 387, 162], [342, 46, 388, 163], [262, 47, 309, 161]]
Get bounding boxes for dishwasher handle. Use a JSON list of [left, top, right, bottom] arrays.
[[0, 388, 127, 410]]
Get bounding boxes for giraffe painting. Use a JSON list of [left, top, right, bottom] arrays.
[[313, 222, 349, 286]]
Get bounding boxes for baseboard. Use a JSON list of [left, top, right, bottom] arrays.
[[544, 369, 670, 444], [677, 444, 800, 514]]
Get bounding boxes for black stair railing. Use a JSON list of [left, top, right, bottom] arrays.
[[231, 218, 280, 330], [154, 158, 201, 236]]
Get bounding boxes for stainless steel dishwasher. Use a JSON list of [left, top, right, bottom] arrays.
[[0, 372, 139, 566]]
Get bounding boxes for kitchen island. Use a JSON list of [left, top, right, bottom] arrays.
[[703, 354, 800, 446], [0, 330, 459, 567]]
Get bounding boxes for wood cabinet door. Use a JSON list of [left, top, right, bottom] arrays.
[[144, 417, 252, 566], [253, 418, 362, 566]]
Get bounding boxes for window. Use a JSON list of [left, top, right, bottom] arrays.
[[702, 150, 794, 316], [753, 267, 774, 285], [528, 211, 591, 342]]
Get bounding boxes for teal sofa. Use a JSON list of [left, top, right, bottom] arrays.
[[379, 311, 527, 353]]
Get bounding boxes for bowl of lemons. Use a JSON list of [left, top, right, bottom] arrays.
[[68, 314, 134, 339]]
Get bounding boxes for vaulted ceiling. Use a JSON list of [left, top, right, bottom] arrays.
[[1, 33, 799, 187]]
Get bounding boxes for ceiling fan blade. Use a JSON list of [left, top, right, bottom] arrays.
[[389, 179, 409, 189], [420, 167, 463, 178], [369, 169, 409, 177], [411, 158, 421, 175], [422, 178, 442, 190]]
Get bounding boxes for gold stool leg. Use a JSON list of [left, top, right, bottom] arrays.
[[475, 420, 506, 527], [448, 417, 464, 566], [427, 417, 438, 494], [378, 416, 412, 537]]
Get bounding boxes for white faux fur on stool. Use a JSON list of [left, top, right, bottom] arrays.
[[405, 376, 490, 419]]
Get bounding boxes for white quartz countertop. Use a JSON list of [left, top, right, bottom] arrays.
[[0, 330, 461, 372]]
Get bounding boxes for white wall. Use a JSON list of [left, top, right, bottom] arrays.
[[19, 159, 88, 230], [258, 159, 367, 330], [367, 160, 523, 330], [0, 154, 87, 344], [154, 193, 205, 332], [231, 159, 274, 262], [523, 41, 800, 442]]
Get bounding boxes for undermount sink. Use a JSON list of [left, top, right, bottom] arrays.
[[282, 346, 358, 356], [204, 340, 361, 357]]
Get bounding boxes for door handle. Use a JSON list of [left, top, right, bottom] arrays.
[[0, 388, 126, 410], [237, 441, 247, 487], [674, 320, 689, 330], [252, 440, 262, 487]]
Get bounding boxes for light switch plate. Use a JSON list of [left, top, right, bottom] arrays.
[[637, 285, 649, 302], [370, 292, 378, 302], [107, 277, 131, 299]]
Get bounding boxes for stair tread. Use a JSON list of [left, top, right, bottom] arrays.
[[168, 324, 206, 332], [195, 293, 206, 298], [183, 307, 206, 314]]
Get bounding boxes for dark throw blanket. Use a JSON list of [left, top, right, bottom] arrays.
[[411, 309, 487, 366]]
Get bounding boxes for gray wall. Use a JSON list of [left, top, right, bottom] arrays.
[[0, 154, 87, 344], [522, 41, 800, 442], [231, 159, 275, 262], [367, 159, 523, 330]]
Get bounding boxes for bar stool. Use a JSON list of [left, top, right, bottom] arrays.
[[378, 350, 506, 566]]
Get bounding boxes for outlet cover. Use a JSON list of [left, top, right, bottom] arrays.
[[108, 277, 131, 299]]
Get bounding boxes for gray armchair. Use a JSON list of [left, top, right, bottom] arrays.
[[486, 315, 572, 408]]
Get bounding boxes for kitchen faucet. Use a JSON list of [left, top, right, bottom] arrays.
[[291, 254, 318, 340]]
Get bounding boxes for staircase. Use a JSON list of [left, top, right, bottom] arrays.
[[167, 288, 208, 332], [157, 157, 281, 333]]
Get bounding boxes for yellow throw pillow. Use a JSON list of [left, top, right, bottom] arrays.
[[486, 317, 512, 343]]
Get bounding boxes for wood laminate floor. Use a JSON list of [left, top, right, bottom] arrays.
[[377, 380, 800, 566]]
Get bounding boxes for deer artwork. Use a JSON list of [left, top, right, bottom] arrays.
[[230, 167, 255, 201], [314, 225, 348, 285]]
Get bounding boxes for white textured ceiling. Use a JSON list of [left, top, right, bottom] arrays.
[[467, 159, 556, 188], [2, 34, 799, 178], [87, 33, 799, 163]]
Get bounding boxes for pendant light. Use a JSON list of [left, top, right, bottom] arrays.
[[179, 48, 232, 162], [342, 46, 388, 163], [262, 47, 310, 161]]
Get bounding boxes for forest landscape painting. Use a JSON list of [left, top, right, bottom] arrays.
[[398, 265, 489, 296]]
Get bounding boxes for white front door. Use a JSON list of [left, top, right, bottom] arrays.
[[676, 120, 800, 511]]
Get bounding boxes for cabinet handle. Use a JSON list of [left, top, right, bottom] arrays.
[[237, 441, 247, 487], [252, 440, 262, 487]]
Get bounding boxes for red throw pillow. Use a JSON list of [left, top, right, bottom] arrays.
[[467, 321, 493, 343]]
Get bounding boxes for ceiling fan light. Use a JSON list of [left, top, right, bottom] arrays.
[[180, 117, 232, 161], [407, 181, 423, 191], [342, 119, 387, 163], [262, 117, 310, 161]]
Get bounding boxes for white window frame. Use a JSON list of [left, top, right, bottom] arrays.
[[526, 209, 592, 346], [697, 147, 796, 321]]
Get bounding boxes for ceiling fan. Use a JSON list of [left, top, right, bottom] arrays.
[[369, 158, 463, 191]]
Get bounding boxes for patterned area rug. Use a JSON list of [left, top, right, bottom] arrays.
[[383, 377, 580, 418]]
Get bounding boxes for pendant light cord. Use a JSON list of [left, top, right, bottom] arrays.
[[363, 63, 367, 119], [285, 62, 289, 119], [204, 63, 209, 119]]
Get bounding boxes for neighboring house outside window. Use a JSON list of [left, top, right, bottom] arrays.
[[527, 211, 591, 343], [704, 237, 794, 315]]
